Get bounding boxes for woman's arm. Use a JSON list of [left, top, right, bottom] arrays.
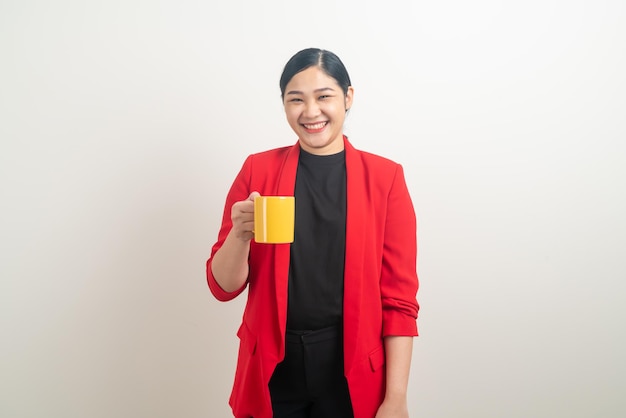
[[375, 336, 414, 418], [210, 192, 259, 293], [376, 163, 419, 416], [206, 156, 256, 300]]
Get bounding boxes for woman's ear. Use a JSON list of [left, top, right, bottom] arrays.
[[345, 86, 354, 112]]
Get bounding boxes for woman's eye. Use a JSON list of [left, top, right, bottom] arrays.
[[319, 95, 330, 100], [290, 98, 303, 102]]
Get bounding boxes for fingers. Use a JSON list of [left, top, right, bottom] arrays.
[[230, 191, 260, 241], [234, 191, 259, 214]]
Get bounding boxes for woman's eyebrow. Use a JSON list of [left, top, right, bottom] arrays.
[[286, 87, 336, 95]]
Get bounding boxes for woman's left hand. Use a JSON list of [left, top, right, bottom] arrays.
[[375, 397, 409, 418]]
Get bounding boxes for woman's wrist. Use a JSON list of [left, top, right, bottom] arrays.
[[384, 390, 408, 402]]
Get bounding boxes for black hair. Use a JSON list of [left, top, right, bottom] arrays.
[[279, 48, 352, 99]]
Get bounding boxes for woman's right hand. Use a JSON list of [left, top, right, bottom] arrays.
[[230, 191, 260, 242], [210, 191, 260, 293]]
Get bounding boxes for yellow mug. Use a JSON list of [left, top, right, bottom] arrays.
[[254, 196, 295, 244]]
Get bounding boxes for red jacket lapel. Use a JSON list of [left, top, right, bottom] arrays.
[[273, 143, 300, 344], [343, 136, 368, 374]]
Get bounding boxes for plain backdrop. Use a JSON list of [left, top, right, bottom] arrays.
[[1, 1, 625, 417]]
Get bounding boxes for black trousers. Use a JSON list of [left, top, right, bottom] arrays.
[[269, 325, 354, 418]]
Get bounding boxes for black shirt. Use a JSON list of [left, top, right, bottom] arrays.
[[287, 149, 347, 330]]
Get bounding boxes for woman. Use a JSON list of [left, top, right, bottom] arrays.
[[207, 48, 419, 418]]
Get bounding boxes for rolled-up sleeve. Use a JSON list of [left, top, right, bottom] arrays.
[[380, 164, 419, 336]]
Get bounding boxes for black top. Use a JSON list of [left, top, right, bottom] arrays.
[[286, 149, 347, 330]]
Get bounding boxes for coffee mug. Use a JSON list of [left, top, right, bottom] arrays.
[[254, 196, 295, 244]]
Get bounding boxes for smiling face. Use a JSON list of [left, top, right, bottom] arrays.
[[283, 66, 354, 155]]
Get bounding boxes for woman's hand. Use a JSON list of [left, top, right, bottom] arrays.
[[375, 396, 409, 418], [210, 191, 260, 293], [230, 191, 260, 242]]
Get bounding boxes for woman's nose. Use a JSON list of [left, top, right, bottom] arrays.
[[303, 101, 321, 118]]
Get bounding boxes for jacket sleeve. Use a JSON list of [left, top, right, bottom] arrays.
[[380, 164, 420, 336], [206, 155, 253, 301]]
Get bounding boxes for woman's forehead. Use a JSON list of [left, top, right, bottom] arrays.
[[285, 67, 340, 91]]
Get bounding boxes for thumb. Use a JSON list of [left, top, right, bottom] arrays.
[[248, 191, 261, 201]]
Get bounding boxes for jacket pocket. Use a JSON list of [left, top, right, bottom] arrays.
[[368, 344, 385, 372], [236, 321, 257, 355]]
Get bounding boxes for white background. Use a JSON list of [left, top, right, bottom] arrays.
[[1, 1, 625, 417]]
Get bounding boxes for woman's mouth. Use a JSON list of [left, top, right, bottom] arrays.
[[301, 121, 328, 133]]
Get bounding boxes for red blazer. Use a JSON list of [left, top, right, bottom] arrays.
[[207, 137, 419, 418]]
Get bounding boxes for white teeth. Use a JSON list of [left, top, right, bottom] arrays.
[[303, 122, 327, 130]]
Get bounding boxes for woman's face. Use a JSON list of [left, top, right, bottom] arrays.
[[283, 66, 354, 155]]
